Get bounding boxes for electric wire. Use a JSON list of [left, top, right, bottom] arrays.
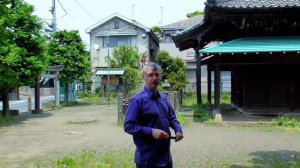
[[57, 0, 68, 20], [74, 0, 98, 21]]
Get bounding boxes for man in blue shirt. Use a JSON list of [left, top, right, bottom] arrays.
[[124, 62, 183, 168]]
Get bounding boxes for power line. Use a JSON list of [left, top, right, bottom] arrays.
[[57, 0, 68, 20], [74, 0, 98, 21]]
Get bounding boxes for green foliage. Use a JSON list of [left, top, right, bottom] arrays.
[[0, 0, 48, 115], [110, 45, 141, 92], [123, 66, 141, 91], [156, 51, 188, 90], [186, 10, 204, 18], [272, 116, 299, 127], [181, 93, 231, 122], [182, 93, 231, 107], [0, 0, 48, 89], [0, 115, 22, 126], [193, 104, 210, 122], [150, 26, 162, 41], [48, 30, 91, 84], [48, 30, 91, 104], [110, 45, 139, 68], [34, 149, 134, 168], [176, 111, 185, 125]]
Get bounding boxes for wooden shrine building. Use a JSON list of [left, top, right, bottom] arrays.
[[173, 0, 300, 115]]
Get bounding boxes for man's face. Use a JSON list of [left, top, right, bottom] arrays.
[[143, 68, 161, 91]]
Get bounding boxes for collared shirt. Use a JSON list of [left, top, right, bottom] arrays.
[[124, 86, 183, 167]]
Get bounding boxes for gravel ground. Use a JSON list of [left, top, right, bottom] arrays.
[[0, 103, 299, 168]]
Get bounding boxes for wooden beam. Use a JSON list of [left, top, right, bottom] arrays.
[[214, 64, 221, 112], [207, 64, 212, 105], [195, 49, 202, 108]]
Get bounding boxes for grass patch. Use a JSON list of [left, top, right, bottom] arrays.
[[65, 119, 98, 125], [0, 115, 24, 126], [33, 149, 134, 168], [272, 116, 299, 127], [182, 92, 231, 107], [192, 104, 211, 123], [176, 111, 185, 125]]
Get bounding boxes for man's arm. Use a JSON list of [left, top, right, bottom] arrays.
[[124, 98, 152, 136], [167, 101, 184, 142]]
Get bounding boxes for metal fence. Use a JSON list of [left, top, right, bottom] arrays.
[[184, 81, 231, 94]]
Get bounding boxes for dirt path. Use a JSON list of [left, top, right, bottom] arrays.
[[0, 103, 300, 167]]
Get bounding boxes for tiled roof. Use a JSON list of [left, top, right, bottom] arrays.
[[172, 21, 207, 38], [161, 15, 204, 29], [206, 0, 300, 9]]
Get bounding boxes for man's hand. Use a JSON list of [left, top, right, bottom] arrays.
[[152, 129, 169, 140], [175, 132, 183, 142]]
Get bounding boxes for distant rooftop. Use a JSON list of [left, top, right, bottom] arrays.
[[206, 0, 300, 9], [161, 15, 204, 30]]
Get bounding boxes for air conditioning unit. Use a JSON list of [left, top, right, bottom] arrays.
[[93, 44, 100, 50]]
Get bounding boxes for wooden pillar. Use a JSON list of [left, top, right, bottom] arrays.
[[32, 76, 42, 114], [195, 48, 202, 108], [214, 64, 221, 112], [207, 64, 212, 105], [290, 80, 295, 111]]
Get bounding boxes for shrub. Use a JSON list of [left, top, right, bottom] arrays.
[[272, 116, 299, 127]]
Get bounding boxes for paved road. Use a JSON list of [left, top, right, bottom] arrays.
[[0, 103, 299, 168], [0, 96, 55, 113]]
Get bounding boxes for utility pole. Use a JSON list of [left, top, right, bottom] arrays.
[[33, 0, 57, 113], [50, 0, 60, 108], [106, 34, 110, 107], [160, 6, 163, 27], [50, 0, 57, 32], [132, 4, 135, 21]]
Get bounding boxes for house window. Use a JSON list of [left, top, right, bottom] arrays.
[[103, 36, 131, 48], [187, 52, 195, 57], [165, 35, 173, 43], [114, 21, 119, 29]]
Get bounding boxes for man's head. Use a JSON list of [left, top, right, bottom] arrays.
[[142, 62, 161, 92]]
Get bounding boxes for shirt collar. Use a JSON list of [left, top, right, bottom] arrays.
[[143, 86, 160, 99]]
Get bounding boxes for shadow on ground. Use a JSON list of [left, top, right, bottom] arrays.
[[0, 111, 54, 128], [228, 150, 300, 168]]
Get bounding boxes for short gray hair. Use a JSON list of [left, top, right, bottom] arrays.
[[142, 62, 161, 75]]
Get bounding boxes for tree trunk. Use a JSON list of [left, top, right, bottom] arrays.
[[124, 82, 129, 98], [64, 83, 69, 106], [2, 88, 10, 116]]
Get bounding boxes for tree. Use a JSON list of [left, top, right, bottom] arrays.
[[48, 30, 91, 105], [186, 11, 204, 18], [110, 45, 139, 68], [151, 26, 162, 41], [0, 0, 48, 116], [110, 45, 141, 95], [156, 51, 188, 90]]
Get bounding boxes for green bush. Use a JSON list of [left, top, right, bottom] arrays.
[[34, 149, 134, 168], [193, 104, 210, 122], [272, 116, 299, 127], [176, 111, 185, 125]]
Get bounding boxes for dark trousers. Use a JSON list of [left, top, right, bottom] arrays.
[[136, 163, 173, 168]]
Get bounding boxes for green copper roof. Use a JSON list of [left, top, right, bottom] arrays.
[[200, 36, 300, 54]]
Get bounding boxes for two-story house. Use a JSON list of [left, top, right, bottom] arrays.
[[161, 15, 231, 93], [160, 16, 203, 92], [86, 13, 159, 93]]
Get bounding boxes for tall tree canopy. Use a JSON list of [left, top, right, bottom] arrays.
[[110, 45, 141, 94], [48, 30, 91, 105], [156, 51, 188, 90], [0, 0, 48, 115], [186, 11, 204, 18], [151, 26, 162, 42]]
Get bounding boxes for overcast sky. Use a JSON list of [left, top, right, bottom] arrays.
[[24, 0, 205, 48]]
